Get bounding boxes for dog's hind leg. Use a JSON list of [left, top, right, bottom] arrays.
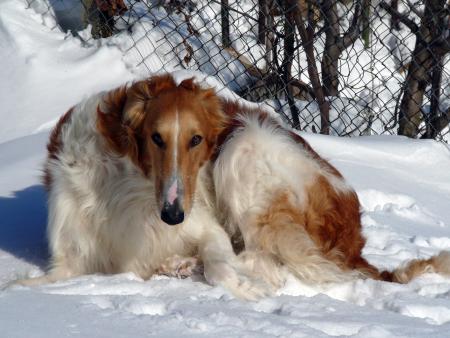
[[14, 268, 75, 287], [256, 218, 360, 284], [196, 221, 274, 300], [235, 250, 287, 289]]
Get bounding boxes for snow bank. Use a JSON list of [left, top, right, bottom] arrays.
[[0, 0, 133, 144]]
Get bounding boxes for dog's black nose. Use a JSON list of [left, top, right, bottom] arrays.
[[161, 200, 184, 225]]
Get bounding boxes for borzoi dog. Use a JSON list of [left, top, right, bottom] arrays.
[[213, 102, 450, 288], [18, 74, 449, 299], [18, 74, 267, 300]]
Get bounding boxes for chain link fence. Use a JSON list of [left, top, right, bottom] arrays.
[[26, 0, 450, 141]]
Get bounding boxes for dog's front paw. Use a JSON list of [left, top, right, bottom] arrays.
[[204, 260, 274, 301], [10, 274, 52, 288], [156, 255, 203, 279]]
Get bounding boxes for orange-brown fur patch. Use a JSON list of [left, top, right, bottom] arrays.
[[302, 176, 381, 278], [43, 107, 74, 188], [390, 251, 450, 283], [252, 183, 381, 280]]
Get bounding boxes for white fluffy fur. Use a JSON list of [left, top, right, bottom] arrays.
[[213, 113, 358, 287], [18, 94, 270, 300]]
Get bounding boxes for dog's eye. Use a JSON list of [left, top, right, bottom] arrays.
[[151, 133, 165, 148], [190, 135, 203, 148]]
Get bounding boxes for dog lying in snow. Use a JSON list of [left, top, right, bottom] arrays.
[[18, 73, 449, 298], [17, 74, 268, 300], [213, 101, 450, 288]]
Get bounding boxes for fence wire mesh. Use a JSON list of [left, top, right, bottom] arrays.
[[26, 0, 450, 141]]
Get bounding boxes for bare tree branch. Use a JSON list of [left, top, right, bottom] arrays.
[[283, 2, 301, 128], [321, 0, 370, 96], [405, 0, 424, 18], [421, 107, 450, 138], [221, 0, 231, 47], [289, 0, 330, 134], [258, 0, 267, 45], [321, 0, 341, 96], [390, 0, 401, 30], [433, 36, 450, 55], [340, 0, 364, 49], [397, 0, 447, 137], [380, 1, 419, 33]]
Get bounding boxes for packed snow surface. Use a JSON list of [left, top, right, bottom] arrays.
[[1, 1, 450, 337]]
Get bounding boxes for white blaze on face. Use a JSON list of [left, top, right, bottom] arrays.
[[166, 110, 181, 206], [173, 109, 179, 173], [167, 179, 178, 205]]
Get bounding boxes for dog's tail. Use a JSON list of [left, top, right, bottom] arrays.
[[256, 215, 450, 284], [379, 251, 450, 283]]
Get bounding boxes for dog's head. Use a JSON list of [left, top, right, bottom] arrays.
[[97, 74, 224, 225]]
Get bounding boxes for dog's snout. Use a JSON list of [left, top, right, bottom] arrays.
[[161, 200, 184, 225]]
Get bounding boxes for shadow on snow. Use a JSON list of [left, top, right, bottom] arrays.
[[0, 185, 48, 268]]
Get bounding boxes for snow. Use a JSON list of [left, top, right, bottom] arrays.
[[0, 0, 134, 144], [1, 0, 450, 337]]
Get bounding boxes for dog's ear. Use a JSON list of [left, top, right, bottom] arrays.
[[179, 77, 196, 90], [97, 82, 151, 161], [121, 81, 150, 130], [97, 85, 135, 157], [97, 75, 178, 160], [123, 74, 177, 129], [197, 88, 227, 152], [178, 78, 225, 139]]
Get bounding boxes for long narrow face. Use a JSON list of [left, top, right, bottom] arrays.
[[142, 90, 215, 225], [97, 76, 224, 226]]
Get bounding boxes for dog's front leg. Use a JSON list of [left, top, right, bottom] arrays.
[[197, 224, 273, 300]]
